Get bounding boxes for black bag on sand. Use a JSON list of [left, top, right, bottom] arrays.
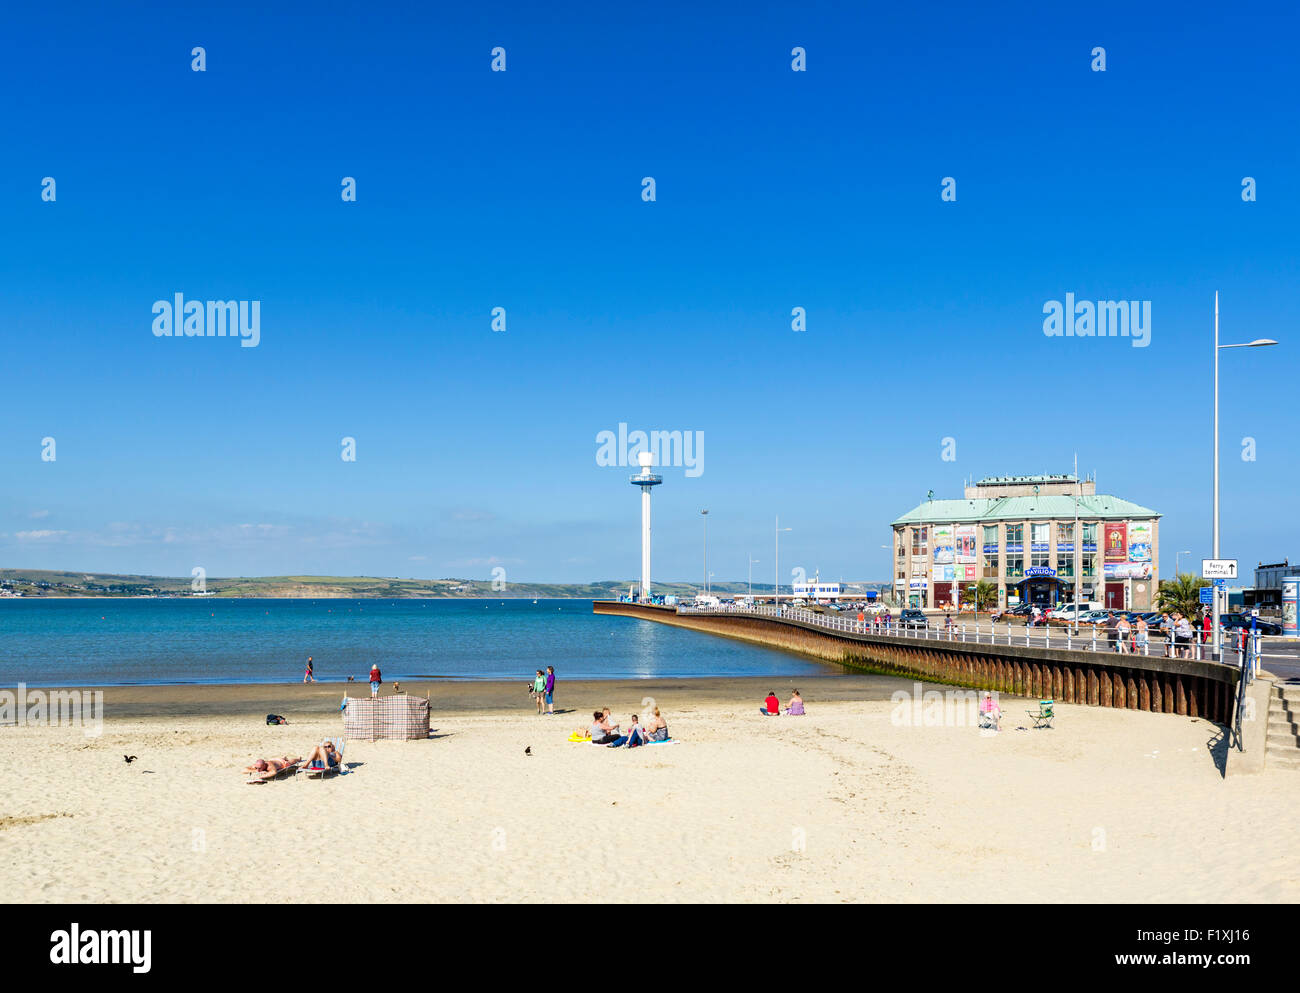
[[266, 714, 287, 725]]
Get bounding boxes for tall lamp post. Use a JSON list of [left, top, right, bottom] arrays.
[[1175, 550, 1191, 579], [748, 555, 759, 601], [1212, 290, 1277, 661], [775, 517, 792, 611], [700, 509, 709, 595]]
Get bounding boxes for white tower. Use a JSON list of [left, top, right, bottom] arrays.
[[629, 451, 662, 601]]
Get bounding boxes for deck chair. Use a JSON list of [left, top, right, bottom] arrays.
[[1027, 700, 1055, 729], [302, 738, 346, 778], [977, 708, 998, 731]]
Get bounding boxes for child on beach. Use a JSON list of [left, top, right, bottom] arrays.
[[369, 664, 382, 697], [533, 670, 546, 714]]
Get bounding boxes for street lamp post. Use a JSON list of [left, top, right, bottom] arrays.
[[1175, 550, 1191, 579], [700, 510, 709, 595], [748, 555, 759, 601], [1212, 290, 1277, 661], [775, 517, 792, 611]]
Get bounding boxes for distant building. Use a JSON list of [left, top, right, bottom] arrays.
[[890, 474, 1161, 610], [1245, 560, 1294, 609], [792, 577, 842, 602]]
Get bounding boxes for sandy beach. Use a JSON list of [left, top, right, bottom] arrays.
[[3, 676, 1298, 903]]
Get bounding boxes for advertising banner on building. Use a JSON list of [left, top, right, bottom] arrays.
[[933, 564, 953, 581], [1283, 577, 1298, 638], [932, 525, 954, 565], [1104, 562, 1152, 580], [1104, 523, 1127, 563], [955, 525, 977, 564], [1128, 522, 1152, 562]]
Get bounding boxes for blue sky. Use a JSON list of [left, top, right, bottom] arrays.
[[1, 0, 1297, 585]]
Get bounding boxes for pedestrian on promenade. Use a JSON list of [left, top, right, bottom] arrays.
[[1116, 614, 1131, 654], [857, 607, 865, 633], [1135, 616, 1149, 654], [1105, 611, 1120, 652]]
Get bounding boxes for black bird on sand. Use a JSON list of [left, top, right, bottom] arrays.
[[123, 755, 138, 764]]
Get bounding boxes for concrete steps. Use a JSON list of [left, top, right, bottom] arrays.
[[1266, 683, 1300, 770]]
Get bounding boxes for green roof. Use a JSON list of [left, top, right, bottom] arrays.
[[891, 494, 1160, 527]]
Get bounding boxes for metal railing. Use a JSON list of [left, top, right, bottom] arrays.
[[676, 603, 1273, 668]]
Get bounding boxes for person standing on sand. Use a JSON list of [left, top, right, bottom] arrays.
[[369, 664, 382, 697], [544, 665, 556, 715], [533, 670, 546, 714], [303, 656, 315, 683]]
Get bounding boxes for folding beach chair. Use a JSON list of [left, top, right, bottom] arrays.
[[1027, 700, 1055, 729], [302, 738, 346, 778]]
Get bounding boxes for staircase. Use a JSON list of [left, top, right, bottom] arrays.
[[1266, 682, 1300, 770]]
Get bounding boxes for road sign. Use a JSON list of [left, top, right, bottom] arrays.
[[1199, 586, 1214, 605], [1214, 578, 1227, 588], [1202, 559, 1238, 579]]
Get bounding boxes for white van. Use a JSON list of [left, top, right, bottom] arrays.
[[693, 595, 721, 609]]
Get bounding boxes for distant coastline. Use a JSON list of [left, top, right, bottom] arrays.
[[0, 568, 849, 600]]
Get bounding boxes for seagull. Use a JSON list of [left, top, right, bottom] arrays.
[[524, 747, 532, 756], [123, 755, 137, 764]]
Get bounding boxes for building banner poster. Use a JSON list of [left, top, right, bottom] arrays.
[[1128, 522, 1152, 563], [1283, 578, 1298, 638], [955, 525, 977, 564], [932, 525, 955, 565], [1104, 523, 1127, 563]]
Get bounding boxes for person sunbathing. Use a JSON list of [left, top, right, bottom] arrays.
[[642, 707, 669, 742], [580, 710, 622, 745], [245, 756, 300, 778], [979, 692, 1002, 731], [607, 715, 645, 748], [302, 740, 342, 771]]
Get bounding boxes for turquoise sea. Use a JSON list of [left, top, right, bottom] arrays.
[[0, 598, 829, 686]]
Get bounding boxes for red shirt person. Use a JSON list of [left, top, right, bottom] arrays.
[[762, 692, 781, 716]]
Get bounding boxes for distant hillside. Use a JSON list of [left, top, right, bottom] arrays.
[[0, 569, 888, 599]]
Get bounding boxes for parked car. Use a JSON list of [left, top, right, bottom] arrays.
[[1219, 613, 1283, 636], [1078, 609, 1112, 623], [899, 608, 928, 628]]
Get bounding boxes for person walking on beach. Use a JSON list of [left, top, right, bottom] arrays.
[[532, 670, 546, 714], [303, 656, 315, 683], [544, 665, 556, 715], [369, 664, 382, 697]]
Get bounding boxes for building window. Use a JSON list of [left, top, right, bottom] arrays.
[[1031, 523, 1050, 545], [1056, 554, 1074, 578], [1057, 523, 1074, 543], [1006, 553, 1024, 579], [1006, 524, 1023, 546], [981, 525, 999, 579], [1082, 522, 1097, 550], [1081, 553, 1096, 578], [911, 526, 927, 559]]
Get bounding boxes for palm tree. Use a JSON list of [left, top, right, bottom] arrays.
[[960, 579, 999, 613], [1156, 573, 1210, 618]]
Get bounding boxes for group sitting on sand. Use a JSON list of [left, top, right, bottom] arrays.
[[572, 706, 669, 747], [760, 689, 805, 716]]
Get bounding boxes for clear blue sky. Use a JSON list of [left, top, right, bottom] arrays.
[[1, 0, 1297, 585]]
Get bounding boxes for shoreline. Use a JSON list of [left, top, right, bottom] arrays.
[[18, 674, 908, 718]]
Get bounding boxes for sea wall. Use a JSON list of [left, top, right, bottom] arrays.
[[593, 601, 1238, 725]]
